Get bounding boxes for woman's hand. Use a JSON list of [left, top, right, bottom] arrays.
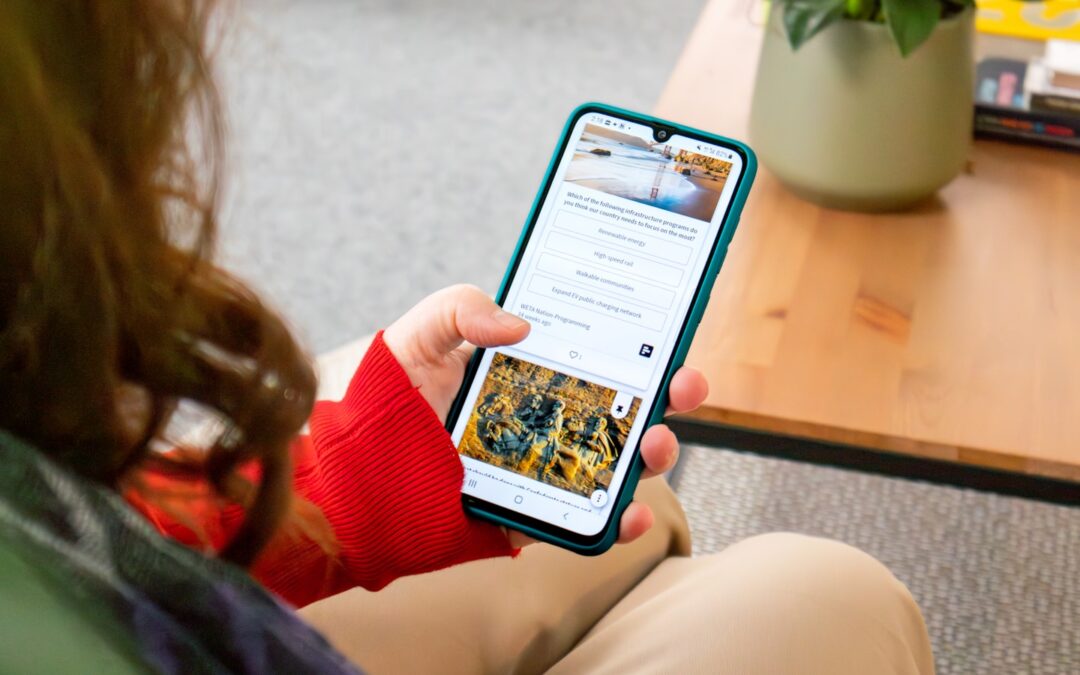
[[384, 284, 532, 420], [382, 285, 708, 548]]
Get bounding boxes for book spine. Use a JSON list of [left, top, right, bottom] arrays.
[[974, 105, 1080, 152], [1029, 93, 1080, 117]]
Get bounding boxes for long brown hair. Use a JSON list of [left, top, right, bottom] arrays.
[[0, 0, 317, 565]]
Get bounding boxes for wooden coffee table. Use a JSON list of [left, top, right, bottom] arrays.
[[660, 0, 1080, 503]]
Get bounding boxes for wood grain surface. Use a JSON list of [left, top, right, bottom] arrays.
[[657, 0, 1080, 481]]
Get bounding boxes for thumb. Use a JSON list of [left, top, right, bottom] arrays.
[[384, 284, 531, 367]]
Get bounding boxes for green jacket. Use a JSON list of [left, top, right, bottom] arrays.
[[0, 535, 148, 673], [0, 430, 361, 674]]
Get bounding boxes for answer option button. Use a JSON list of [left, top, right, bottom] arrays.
[[528, 275, 666, 332], [544, 230, 684, 288], [535, 253, 676, 309], [551, 209, 693, 265]]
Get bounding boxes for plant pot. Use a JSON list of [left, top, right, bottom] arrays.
[[749, 8, 975, 212]]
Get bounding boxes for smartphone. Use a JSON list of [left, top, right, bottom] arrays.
[[446, 103, 756, 554]]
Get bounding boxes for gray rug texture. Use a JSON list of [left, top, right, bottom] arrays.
[[216, 2, 1080, 674], [676, 445, 1080, 675]]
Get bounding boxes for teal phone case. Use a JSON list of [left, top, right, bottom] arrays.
[[449, 102, 757, 555]]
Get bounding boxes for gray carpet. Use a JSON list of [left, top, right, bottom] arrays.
[[217, 0, 704, 353], [676, 445, 1080, 675], [217, 2, 1080, 673]]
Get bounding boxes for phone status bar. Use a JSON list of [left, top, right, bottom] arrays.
[[586, 113, 735, 162], [692, 142, 736, 162], [587, 114, 646, 136]]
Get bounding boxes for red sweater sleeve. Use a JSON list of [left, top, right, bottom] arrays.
[[132, 331, 515, 608]]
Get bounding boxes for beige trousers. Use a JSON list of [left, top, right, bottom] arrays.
[[300, 478, 935, 674]]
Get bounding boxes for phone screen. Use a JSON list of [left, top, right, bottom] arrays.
[[449, 108, 745, 538]]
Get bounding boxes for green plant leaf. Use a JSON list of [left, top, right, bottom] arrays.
[[881, 0, 940, 57], [780, 0, 848, 51]]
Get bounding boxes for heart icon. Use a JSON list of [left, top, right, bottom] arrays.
[[569, 351, 580, 360]]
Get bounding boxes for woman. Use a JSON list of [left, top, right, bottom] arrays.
[[0, 1, 935, 673]]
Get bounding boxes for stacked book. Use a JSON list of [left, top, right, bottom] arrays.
[[975, 40, 1080, 152]]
